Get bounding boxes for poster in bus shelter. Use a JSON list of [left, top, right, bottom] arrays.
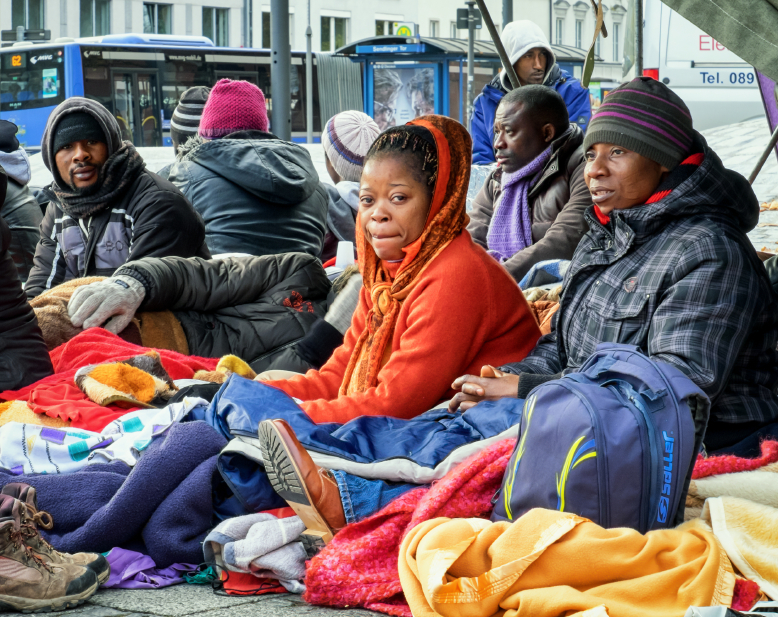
[[373, 64, 435, 131]]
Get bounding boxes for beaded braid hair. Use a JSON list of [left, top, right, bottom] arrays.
[[364, 125, 439, 195]]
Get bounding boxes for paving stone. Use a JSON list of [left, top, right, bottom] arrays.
[[85, 585, 262, 616]]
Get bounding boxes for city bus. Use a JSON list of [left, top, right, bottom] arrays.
[[0, 34, 329, 150]]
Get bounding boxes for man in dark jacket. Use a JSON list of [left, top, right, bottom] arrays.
[[66, 253, 330, 370], [469, 85, 589, 284], [168, 79, 328, 258], [0, 166, 52, 390], [451, 77, 778, 452], [0, 120, 42, 283], [470, 20, 591, 165], [25, 97, 209, 299]]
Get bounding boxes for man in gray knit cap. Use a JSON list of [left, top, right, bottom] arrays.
[[452, 76, 778, 453], [158, 86, 211, 179]]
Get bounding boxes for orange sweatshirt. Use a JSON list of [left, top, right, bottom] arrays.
[[266, 232, 541, 424]]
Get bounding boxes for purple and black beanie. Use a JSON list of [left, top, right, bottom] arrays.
[[583, 76, 694, 170]]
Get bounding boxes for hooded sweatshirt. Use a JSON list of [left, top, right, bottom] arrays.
[[25, 97, 209, 298], [502, 134, 778, 427], [0, 147, 42, 282], [265, 115, 542, 424], [470, 20, 592, 165], [168, 130, 328, 257]]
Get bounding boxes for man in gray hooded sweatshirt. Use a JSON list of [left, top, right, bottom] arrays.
[[25, 97, 209, 299]]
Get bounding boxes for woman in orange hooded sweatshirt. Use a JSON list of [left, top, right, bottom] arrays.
[[263, 115, 541, 424]]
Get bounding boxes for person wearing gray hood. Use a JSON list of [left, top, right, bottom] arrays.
[[25, 97, 210, 299], [0, 120, 42, 283]]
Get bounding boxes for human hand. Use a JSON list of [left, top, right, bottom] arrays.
[[68, 275, 146, 334], [448, 365, 520, 412]]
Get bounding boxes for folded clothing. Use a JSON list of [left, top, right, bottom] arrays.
[[0, 397, 207, 475], [0, 329, 218, 432], [103, 547, 196, 589], [75, 351, 178, 408], [204, 509, 306, 593], [399, 509, 734, 617]]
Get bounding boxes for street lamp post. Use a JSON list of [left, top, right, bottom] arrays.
[[271, 0, 291, 141], [306, 0, 313, 143], [466, 1, 475, 127]]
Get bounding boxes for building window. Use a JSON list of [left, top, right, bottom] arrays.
[[450, 21, 458, 39], [203, 7, 228, 46], [575, 19, 582, 48], [143, 3, 171, 34], [429, 20, 439, 37], [595, 31, 600, 57], [321, 16, 348, 52], [11, 0, 44, 30], [613, 23, 620, 61], [80, 0, 110, 37], [555, 17, 564, 45], [375, 20, 390, 35], [260, 11, 271, 48]]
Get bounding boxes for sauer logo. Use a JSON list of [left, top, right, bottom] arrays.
[[656, 431, 674, 523]]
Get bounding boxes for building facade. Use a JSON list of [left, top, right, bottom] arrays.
[[1, 0, 626, 77]]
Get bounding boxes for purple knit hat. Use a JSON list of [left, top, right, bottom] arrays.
[[199, 78, 269, 138]]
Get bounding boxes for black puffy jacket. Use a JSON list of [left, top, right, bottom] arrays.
[[168, 131, 328, 258], [0, 166, 53, 390], [116, 253, 331, 369], [25, 169, 210, 299]]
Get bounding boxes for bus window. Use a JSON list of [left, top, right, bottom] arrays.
[[161, 54, 214, 134], [112, 71, 162, 146], [0, 48, 65, 112]]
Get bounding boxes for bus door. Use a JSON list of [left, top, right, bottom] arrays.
[[111, 70, 162, 146]]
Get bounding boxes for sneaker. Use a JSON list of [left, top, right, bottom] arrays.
[[0, 496, 98, 613], [259, 419, 346, 547], [1, 483, 110, 584]]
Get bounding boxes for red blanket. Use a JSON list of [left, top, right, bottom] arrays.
[[0, 329, 218, 432], [304, 439, 778, 616]]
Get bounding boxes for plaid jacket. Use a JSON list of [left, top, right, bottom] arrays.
[[504, 136, 778, 425]]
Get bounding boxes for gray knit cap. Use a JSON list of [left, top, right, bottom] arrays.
[[583, 76, 694, 170]]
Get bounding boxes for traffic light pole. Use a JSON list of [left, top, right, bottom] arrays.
[[271, 0, 291, 141], [305, 0, 313, 143]]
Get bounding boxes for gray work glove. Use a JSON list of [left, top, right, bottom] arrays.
[[68, 275, 147, 334]]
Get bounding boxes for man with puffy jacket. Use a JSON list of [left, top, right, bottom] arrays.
[[0, 165, 52, 389], [25, 97, 210, 298], [0, 120, 41, 283], [168, 79, 328, 258], [471, 20, 591, 165]]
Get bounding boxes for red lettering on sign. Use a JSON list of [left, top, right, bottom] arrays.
[[699, 34, 726, 51]]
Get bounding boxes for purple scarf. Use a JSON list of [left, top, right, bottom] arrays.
[[487, 145, 552, 262]]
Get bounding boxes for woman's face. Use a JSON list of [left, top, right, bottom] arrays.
[[359, 154, 432, 261], [585, 143, 669, 215]]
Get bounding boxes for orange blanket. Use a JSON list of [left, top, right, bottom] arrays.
[[399, 509, 734, 617]]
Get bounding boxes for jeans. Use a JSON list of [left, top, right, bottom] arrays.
[[331, 470, 421, 524]]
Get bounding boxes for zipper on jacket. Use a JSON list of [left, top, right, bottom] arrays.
[[249, 336, 304, 365]]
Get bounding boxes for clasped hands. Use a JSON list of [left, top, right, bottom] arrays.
[[448, 365, 520, 412]]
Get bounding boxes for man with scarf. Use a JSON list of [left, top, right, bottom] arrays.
[[25, 98, 209, 299], [468, 85, 590, 284]]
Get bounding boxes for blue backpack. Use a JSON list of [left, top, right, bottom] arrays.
[[491, 344, 710, 532]]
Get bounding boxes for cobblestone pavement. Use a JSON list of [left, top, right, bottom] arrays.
[[3, 585, 380, 617]]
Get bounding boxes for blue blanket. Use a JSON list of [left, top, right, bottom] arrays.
[[0, 420, 226, 567], [193, 376, 524, 515]]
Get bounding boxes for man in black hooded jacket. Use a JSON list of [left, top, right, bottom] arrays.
[[25, 97, 210, 299], [0, 165, 52, 389]]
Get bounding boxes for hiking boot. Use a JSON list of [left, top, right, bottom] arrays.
[[259, 420, 346, 546], [0, 495, 98, 613], [1, 483, 110, 584]]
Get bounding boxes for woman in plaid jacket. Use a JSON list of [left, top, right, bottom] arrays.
[[452, 77, 778, 452]]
